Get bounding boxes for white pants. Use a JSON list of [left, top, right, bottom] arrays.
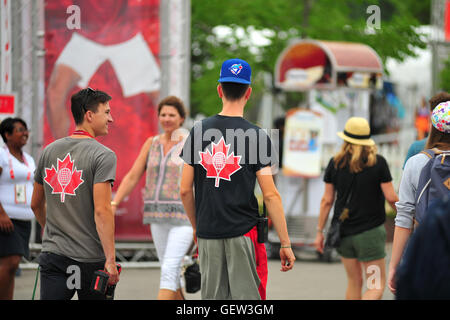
[[150, 223, 193, 291]]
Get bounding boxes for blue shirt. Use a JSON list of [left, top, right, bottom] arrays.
[[403, 138, 427, 169]]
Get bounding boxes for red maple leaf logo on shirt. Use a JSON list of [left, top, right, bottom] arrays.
[[44, 153, 84, 203], [199, 137, 242, 188]]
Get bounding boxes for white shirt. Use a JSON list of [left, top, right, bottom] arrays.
[[0, 147, 36, 220]]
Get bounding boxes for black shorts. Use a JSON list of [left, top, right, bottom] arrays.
[[0, 219, 31, 259], [38, 252, 107, 300]]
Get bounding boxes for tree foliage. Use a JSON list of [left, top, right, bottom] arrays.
[[440, 58, 450, 92], [190, 0, 429, 116]]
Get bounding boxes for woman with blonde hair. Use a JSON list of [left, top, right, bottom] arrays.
[[314, 117, 398, 299]]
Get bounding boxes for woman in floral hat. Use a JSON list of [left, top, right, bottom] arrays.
[[388, 92, 450, 295]]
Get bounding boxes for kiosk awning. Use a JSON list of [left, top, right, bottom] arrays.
[[275, 39, 384, 91]]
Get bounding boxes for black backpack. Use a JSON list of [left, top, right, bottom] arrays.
[[396, 196, 450, 299]]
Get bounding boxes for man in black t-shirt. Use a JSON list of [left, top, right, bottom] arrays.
[[180, 58, 295, 300]]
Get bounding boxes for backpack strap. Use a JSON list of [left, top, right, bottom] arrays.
[[416, 150, 435, 203], [421, 149, 450, 164], [414, 148, 450, 226], [414, 150, 436, 227], [420, 149, 435, 159]]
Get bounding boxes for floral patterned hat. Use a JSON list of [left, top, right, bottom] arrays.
[[431, 101, 450, 134]]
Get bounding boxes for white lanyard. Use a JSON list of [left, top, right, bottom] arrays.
[[4, 146, 31, 181]]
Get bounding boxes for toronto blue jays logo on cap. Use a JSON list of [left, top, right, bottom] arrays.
[[229, 64, 243, 75], [218, 58, 251, 84]]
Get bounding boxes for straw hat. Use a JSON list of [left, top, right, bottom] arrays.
[[337, 117, 375, 146]]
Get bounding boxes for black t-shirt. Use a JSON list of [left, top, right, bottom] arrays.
[[323, 154, 392, 237], [180, 115, 276, 239]]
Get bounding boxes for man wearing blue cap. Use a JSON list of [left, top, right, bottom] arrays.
[[180, 58, 295, 300]]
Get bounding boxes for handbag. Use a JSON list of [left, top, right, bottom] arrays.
[[184, 259, 201, 293], [324, 174, 356, 249], [183, 243, 201, 294]]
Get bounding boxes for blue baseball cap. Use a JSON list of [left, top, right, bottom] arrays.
[[218, 58, 251, 84]]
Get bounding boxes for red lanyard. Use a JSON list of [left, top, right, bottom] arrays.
[[72, 130, 94, 138], [4, 147, 31, 181]]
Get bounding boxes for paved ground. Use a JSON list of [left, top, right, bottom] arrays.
[[13, 244, 395, 300]]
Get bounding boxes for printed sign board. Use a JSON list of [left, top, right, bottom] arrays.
[[282, 109, 323, 177]]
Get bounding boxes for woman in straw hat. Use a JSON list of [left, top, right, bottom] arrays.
[[314, 117, 398, 300], [388, 92, 450, 295]]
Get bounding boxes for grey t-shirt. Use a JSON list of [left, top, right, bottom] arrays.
[[35, 137, 117, 262], [395, 152, 429, 229]]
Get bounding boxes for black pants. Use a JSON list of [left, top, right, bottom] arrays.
[[38, 252, 107, 300]]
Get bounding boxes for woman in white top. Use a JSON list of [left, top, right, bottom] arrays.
[[0, 118, 36, 300], [388, 92, 450, 294]]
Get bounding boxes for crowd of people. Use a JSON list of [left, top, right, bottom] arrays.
[[0, 58, 449, 300]]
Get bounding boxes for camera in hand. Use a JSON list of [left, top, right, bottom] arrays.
[[91, 264, 121, 300], [257, 217, 268, 243]]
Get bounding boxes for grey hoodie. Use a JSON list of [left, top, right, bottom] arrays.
[[395, 152, 431, 229]]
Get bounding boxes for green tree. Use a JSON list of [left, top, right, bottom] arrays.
[[190, 0, 428, 116], [440, 58, 450, 92]]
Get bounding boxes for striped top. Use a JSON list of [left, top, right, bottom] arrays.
[[143, 135, 189, 225]]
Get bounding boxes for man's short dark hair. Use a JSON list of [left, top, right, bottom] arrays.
[[220, 82, 249, 101], [0, 117, 28, 143], [71, 88, 112, 125]]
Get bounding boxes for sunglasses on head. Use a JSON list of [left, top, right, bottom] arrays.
[[15, 127, 29, 133], [82, 87, 96, 113]]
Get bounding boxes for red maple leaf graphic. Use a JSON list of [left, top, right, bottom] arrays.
[[44, 153, 84, 202], [199, 137, 242, 187]]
